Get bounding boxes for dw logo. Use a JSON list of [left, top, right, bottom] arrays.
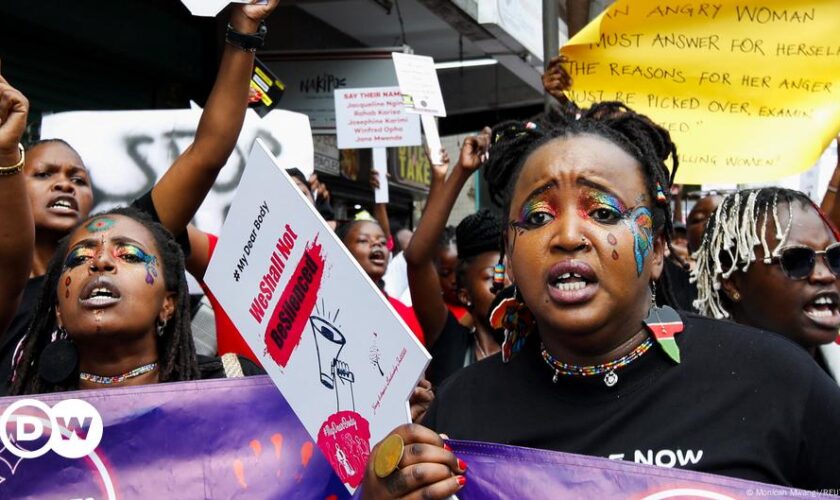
[[0, 399, 103, 459]]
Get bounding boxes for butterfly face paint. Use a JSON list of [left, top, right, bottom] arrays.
[[622, 207, 654, 276], [114, 244, 159, 285], [578, 187, 652, 275], [86, 217, 115, 233]]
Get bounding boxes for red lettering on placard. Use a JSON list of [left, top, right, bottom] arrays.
[[263, 238, 324, 367]]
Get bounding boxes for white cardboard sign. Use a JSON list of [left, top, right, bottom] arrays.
[[334, 86, 421, 150], [205, 139, 430, 493], [391, 53, 447, 117], [40, 108, 313, 235], [180, 0, 265, 17]]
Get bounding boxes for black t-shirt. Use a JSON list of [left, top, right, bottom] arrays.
[[426, 312, 473, 387], [423, 314, 840, 490], [0, 276, 46, 395], [0, 191, 191, 396]]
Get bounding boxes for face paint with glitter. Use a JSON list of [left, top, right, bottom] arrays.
[[64, 276, 71, 298], [512, 192, 557, 231], [86, 217, 115, 233], [64, 245, 96, 270], [622, 207, 654, 276], [114, 244, 159, 285], [578, 188, 628, 223]]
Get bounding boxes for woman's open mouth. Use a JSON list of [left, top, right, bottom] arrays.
[[546, 260, 599, 305], [803, 291, 840, 330], [369, 249, 387, 267], [79, 277, 122, 309]]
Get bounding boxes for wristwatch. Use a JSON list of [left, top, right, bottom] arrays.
[[225, 21, 267, 52]]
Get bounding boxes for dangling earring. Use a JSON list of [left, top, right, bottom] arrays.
[[156, 318, 168, 337], [489, 285, 534, 363], [38, 326, 79, 384], [642, 282, 684, 364]]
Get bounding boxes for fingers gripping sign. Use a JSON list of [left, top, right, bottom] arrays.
[[361, 424, 467, 500], [181, 0, 272, 17]]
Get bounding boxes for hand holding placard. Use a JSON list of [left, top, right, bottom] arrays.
[[204, 140, 430, 493], [181, 0, 268, 17], [371, 149, 389, 204], [421, 115, 443, 166]]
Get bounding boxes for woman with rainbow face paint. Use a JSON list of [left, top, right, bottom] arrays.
[[9, 208, 264, 395], [0, 0, 282, 395], [358, 104, 840, 499]]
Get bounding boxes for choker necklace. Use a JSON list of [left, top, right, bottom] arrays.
[[79, 362, 158, 385], [540, 338, 654, 387]]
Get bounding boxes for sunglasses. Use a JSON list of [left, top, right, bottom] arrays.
[[770, 243, 840, 280]]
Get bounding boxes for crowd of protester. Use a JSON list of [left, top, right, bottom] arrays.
[[0, 5, 839, 497]]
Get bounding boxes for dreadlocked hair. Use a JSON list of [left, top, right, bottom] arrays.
[[482, 101, 682, 305], [10, 206, 199, 395], [691, 187, 829, 319]]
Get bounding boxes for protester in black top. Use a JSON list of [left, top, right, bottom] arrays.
[[359, 103, 840, 499], [0, 0, 281, 395], [405, 136, 503, 379], [10, 207, 264, 394], [425, 314, 840, 487], [424, 210, 505, 386], [693, 188, 840, 363]]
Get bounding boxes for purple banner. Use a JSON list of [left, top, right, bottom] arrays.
[[0, 376, 348, 499], [0, 377, 833, 499], [449, 440, 837, 499]]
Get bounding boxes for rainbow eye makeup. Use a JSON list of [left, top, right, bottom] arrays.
[[578, 188, 628, 222], [514, 198, 557, 229], [64, 246, 96, 269], [115, 244, 159, 285]]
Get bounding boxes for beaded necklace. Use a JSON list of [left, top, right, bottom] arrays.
[[540, 338, 654, 387], [79, 362, 158, 385]]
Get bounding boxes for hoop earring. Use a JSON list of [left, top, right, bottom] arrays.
[[156, 318, 168, 337]]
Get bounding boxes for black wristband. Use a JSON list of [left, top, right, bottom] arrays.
[[225, 21, 267, 52]]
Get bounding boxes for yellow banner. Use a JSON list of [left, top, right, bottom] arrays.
[[560, 0, 840, 184]]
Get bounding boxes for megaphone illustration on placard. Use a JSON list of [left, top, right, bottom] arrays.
[[310, 315, 346, 389]]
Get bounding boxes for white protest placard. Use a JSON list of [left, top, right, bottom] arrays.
[[391, 53, 447, 117], [180, 0, 266, 17], [40, 108, 313, 235], [420, 115, 443, 166], [372, 148, 389, 204], [204, 139, 430, 493], [334, 86, 421, 150]]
